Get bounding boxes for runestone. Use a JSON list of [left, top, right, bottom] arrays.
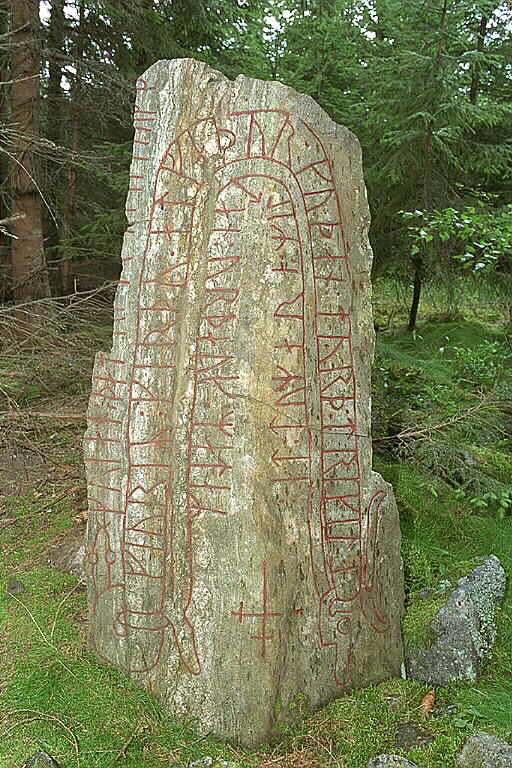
[[84, 59, 404, 747]]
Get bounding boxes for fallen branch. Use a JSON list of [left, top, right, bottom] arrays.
[[374, 396, 496, 442], [31, 484, 85, 516], [0, 281, 117, 315], [0, 710, 79, 763], [0, 410, 86, 420], [114, 722, 145, 762], [50, 579, 86, 642], [0, 214, 23, 227]]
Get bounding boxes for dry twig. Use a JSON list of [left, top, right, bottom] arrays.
[[0, 709, 80, 763], [374, 395, 496, 443]]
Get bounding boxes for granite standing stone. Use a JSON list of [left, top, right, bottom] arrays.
[[83, 58, 404, 747]]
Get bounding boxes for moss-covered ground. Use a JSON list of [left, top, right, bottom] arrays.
[[0, 282, 510, 767]]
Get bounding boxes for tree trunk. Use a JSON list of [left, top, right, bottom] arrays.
[[408, 0, 447, 332], [373, 0, 388, 41], [59, 0, 84, 294], [407, 255, 422, 332], [47, 0, 64, 146], [469, 13, 487, 105], [0, 0, 11, 299], [10, 0, 51, 334], [45, 0, 65, 268]]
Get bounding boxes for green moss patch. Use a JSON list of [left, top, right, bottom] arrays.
[[0, 493, 76, 573]]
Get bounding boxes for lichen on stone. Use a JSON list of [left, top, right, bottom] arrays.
[[405, 555, 506, 685]]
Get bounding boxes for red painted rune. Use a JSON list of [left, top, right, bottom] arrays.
[[231, 560, 303, 658]]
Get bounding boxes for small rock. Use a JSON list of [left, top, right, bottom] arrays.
[[67, 544, 86, 581], [368, 756, 419, 768], [3, 578, 26, 599], [188, 759, 232, 768], [458, 731, 512, 768], [416, 587, 431, 600], [461, 449, 483, 467], [406, 555, 506, 684], [396, 722, 433, 751], [22, 750, 60, 768]]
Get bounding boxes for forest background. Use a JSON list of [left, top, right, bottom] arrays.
[[0, 2, 511, 767]]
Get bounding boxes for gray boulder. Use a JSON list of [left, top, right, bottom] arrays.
[[368, 757, 419, 768], [67, 544, 86, 581], [458, 731, 512, 768], [3, 577, 27, 598], [406, 555, 506, 684], [22, 751, 59, 768]]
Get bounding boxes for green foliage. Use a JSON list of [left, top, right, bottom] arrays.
[[0, 494, 76, 571], [402, 596, 445, 650], [373, 296, 511, 501], [327, 679, 474, 767], [447, 597, 512, 731], [455, 486, 512, 521], [375, 454, 512, 585], [0, 572, 245, 767], [1, 289, 511, 765], [360, 0, 511, 279], [2, 3, 512, 761], [471, 443, 512, 484], [450, 703, 486, 730], [374, 297, 512, 744], [4, 482, 506, 766], [403, 201, 512, 265], [25, 0, 511, 310], [452, 338, 512, 389], [401, 200, 512, 308], [453, 682, 512, 731]]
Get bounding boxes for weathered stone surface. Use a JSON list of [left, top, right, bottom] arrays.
[[3, 577, 27, 598], [458, 731, 512, 768], [368, 757, 419, 768], [67, 544, 86, 581], [395, 722, 433, 751], [84, 58, 404, 746], [22, 751, 59, 768], [406, 556, 506, 684]]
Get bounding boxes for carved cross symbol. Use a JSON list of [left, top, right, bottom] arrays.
[[231, 560, 303, 658]]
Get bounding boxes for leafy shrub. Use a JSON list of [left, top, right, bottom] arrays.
[[453, 339, 512, 389]]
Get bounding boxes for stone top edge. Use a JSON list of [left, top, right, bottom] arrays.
[[137, 57, 360, 151]]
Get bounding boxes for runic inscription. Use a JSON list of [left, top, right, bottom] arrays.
[[84, 59, 404, 748], [231, 560, 304, 658]]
